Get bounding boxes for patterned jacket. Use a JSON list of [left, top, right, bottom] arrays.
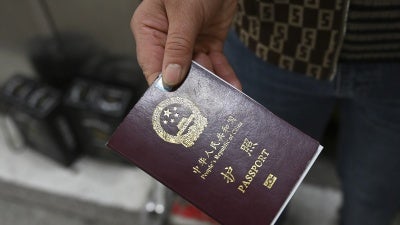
[[233, 0, 400, 80]]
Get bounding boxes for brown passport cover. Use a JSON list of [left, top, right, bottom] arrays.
[[107, 61, 322, 225]]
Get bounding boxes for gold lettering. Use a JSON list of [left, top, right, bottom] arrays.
[[251, 165, 259, 173], [237, 149, 270, 194], [227, 116, 237, 124], [243, 180, 251, 188], [255, 159, 263, 167], [245, 174, 254, 182], [194, 116, 242, 180], [248, 169, 257, 177], [201, 163, 214, 180], [210, 141, 220, 150], [221, 166, 235, 184], [238, 185, 246, 193], [193, 166, 201, 174]]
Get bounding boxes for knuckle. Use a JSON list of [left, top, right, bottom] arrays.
[[165, 33, 193, 56], [131, 15, 141, 34], [131, 9, 140, 27]]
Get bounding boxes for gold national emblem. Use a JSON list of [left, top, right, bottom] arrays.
[[152, 97, 208, 148]]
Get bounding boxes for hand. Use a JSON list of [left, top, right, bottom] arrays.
[[131, 0, 242, 90]]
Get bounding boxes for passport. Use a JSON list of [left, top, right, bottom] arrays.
[[107, 61, 323, 225]]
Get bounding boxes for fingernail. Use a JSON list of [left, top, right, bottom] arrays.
[[163, 64, 182, 90]]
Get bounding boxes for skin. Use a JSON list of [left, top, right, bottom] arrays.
[[131, 0, 242, 90]]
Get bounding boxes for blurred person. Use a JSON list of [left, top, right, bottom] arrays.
[[131, 0, 400, 225]]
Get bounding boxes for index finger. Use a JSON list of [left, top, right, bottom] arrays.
[[131, 2, 168, 85]]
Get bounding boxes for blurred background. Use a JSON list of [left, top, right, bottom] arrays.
[[0, 1, 398, 225]]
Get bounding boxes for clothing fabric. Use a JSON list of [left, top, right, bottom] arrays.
[[340, 0, 400, 62], [225, 31, 400, 225], [233, 0, 400, 80]]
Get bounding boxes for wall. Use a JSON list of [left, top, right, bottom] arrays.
[[0, 0, 140, 82], [45, 0, 139, 55]]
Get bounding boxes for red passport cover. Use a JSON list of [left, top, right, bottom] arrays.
[[107, 61, 322, 225]]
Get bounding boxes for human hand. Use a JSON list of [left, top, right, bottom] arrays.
[[131, 0, 242, 90]]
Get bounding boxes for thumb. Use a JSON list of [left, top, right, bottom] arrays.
[[162, 3, 202, 89]]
